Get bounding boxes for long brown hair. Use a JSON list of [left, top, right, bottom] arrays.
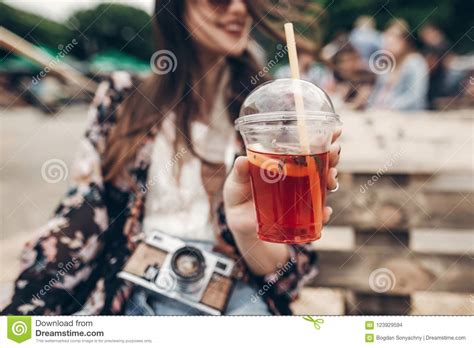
[[103, 0, 323, 182]]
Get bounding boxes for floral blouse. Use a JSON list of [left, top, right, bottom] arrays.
[[1, 72, 318, 316]]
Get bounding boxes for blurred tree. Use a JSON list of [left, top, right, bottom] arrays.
[[0, 3, 73, 53], [318, 0, 473, 52], [67, 4, 153, 60]]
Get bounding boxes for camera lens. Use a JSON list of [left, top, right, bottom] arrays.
[[171, 246, 206, 292]]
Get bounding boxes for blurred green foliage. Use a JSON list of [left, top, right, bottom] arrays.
[[0, 0, 472, 62], [0, 2, 153, 62], [0, 2, 73, 49], [68, 3, 153, 60], [319, 0, 473, 52]]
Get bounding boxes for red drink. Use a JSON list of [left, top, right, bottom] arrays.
[[236, 79, 341, 244], [247, 148, 329, 244]]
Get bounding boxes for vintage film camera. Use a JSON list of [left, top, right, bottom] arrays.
[[118, 230, 235, 315]]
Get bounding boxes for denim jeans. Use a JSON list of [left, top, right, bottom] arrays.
[[124, 240, 271, 316]]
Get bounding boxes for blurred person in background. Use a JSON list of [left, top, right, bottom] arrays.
[[277, 33, 375, 109], [422, 43, 452, 109], [419, 23, 473, 109], [326, 42, 375, 110], [320, 34, 375, 110], [1, 0, 341, 316], [349, 16, 381, 64], [368, 19, 429, 111], [419, 23, 454, 109], [274, 50, 333, 91], [419, 23, 449, 52]]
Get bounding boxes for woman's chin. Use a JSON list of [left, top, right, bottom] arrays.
[[221, 42, 248, 57], [210, 34, 247, 57]]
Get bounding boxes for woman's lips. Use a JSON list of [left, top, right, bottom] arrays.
[[219, 21, 245, 37]]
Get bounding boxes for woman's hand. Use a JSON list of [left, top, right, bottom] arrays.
[[223, 129, 342, 275]]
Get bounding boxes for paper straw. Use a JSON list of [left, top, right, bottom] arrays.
[[284, 23, 322, 234], [284, 23, 310, 153]]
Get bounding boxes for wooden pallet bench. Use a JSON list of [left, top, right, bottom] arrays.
[[293, 110, 474, 315]]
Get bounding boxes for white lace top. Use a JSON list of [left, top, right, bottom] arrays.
[[142, 71, 236, 241]]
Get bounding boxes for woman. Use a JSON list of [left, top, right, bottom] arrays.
[[323, 39, 375, 110], [2, 0, 340, 315], [368, 19, 429, 111]]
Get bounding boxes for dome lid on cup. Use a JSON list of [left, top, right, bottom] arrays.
[[239, 78, 338, 117]]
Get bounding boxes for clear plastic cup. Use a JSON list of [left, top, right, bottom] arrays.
[[235, 79, 341, 244]]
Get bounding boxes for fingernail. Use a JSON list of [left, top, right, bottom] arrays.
[[328, 206, 333, 215]]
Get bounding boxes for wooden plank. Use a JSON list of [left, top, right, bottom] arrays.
[[312, 227, 355, 251], [315, 227, 473, 252], [411, 173, 474, 193], [327, 186, 474, 230], [339, 172, 474, 193], [294, 289, 474, 315], [291, 287, 346, 315], [311, 249, 474, 294], [337, 110, 474, 174], [433, 96, 474, 111], [410, 228, 474, 254], [410, 291, 474, 315], [346, 292, 411, 315], [353, 228, 410, 248], [0, 26, 97, 94], [351, 227, 474, 252]]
